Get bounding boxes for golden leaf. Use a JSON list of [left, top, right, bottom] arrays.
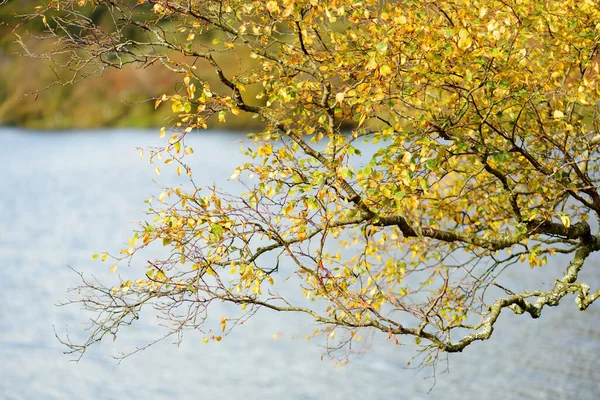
[[457, 28, 472, 50]]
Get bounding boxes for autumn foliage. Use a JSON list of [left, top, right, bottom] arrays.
[[23, 0, 600, 364]]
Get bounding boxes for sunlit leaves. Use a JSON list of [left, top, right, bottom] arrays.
[[457, 28, 472, 51], [50, 0, 600, 361], [559, 214, 571, 228]]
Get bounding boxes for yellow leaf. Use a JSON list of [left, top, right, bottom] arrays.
[[109, 265, 117, 273], [265, 1, 279, 13], [365, 57, 378, 71], [358, 113, 367, 127], [457, 29, 472, 50], [380, 64, 392, 76], [159, 127, 166, 138], [257, 144, 273, 156], [553, 110, 565, 119]]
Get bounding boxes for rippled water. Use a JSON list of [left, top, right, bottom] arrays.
[[1, 129, 599, 399]]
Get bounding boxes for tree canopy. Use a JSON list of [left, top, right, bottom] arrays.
[[20, 0, 600, 365]]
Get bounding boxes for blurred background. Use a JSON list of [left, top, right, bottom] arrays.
[[0, 0, 262, 130], [1, 1, 169, 129]]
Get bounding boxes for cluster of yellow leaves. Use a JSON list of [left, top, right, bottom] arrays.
[[79, 0, 600, 345]]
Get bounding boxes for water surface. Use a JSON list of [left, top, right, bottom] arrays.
[[1, 129, 599, 399]]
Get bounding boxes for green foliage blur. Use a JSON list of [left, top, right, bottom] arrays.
[[0, 1, 260, 130]]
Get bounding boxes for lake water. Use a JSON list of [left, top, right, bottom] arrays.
[[1, 128, 599, 399]]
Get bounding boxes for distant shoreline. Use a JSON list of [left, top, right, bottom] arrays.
[[0, 125, 257, 134]]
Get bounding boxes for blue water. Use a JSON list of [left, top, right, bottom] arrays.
[[1, 128, 599, 399]]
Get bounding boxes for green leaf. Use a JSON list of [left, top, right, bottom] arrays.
[[424, 159, 437, 170], [292, 174, 303, 184], [339, 166, 352, 179], [376, 41, 388, 54], [211, 224, 224, 235]]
